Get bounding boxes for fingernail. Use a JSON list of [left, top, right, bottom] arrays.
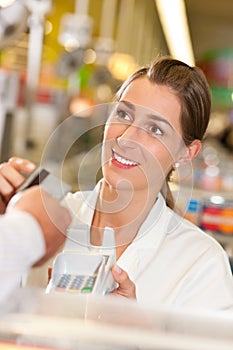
[[113, 264, 122, 274], [26, 163, 36, 170], [15, 159, 35, 170], [15, 159, 24, 164]]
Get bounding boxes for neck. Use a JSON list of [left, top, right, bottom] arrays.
[[92, 180, 158, 246]]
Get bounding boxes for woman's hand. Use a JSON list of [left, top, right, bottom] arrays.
[[0, 157, 36, 213], [110, 265, 136, 299]]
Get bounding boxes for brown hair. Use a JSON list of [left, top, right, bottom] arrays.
[[115, 56, 211, 209]]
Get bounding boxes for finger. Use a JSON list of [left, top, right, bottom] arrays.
[[8, 157, 36, 174], [0, 163, 27, 190], [111, 265, 136, 298], [0, 173, 16, 202]]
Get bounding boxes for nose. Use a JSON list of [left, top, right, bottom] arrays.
[[116, 124, 140, 149]]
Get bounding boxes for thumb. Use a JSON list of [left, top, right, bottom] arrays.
[[111, 264, 136, 299]]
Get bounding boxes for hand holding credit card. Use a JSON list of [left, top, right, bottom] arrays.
[[17, 167, 71, 201]]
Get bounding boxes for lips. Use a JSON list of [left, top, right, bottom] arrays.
[[111, 150, 139, 169]]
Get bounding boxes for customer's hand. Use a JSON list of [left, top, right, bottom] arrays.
[[0, 157, 36, 213], [110, 265, 136, 299], [11, 186, 71, 266]]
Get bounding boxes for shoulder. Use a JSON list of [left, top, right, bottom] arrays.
[[166, 206, 229, 259]]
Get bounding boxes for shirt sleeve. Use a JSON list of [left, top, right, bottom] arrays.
[[0, 210, 46, 303]]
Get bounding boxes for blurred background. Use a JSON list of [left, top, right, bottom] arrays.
[[1, 0, 233, 264], [1, 0, 233, 161]]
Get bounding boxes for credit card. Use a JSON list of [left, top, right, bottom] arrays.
[[17, 167, 71, 201]]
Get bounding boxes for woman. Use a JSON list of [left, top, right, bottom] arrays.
[[1, 57, 233, 310]]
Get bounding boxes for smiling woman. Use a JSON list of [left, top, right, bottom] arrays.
[[1, 56, 233, 310], [63, 57, 233, 309]]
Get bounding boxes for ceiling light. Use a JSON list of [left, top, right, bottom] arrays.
[[155, 0, 195, 66], [108, 53, 138, 81]]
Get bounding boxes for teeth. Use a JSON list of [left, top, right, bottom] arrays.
[[113, 151, 138, 166]]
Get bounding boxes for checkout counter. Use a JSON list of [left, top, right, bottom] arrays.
[[0, 288, 233, 350]]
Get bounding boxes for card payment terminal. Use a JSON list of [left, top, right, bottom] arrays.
[[46, 226, 116, 296]]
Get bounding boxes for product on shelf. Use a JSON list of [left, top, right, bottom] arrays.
[[185, 196, 233, 236], [200, 199, 233, 235]]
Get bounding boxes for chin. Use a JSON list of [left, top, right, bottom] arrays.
[[102, 170, 146, 194]]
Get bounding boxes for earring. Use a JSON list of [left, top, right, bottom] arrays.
[[174, 162, 180, 169]]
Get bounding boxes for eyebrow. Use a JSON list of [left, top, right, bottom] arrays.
[[119, 100, 174, 130]]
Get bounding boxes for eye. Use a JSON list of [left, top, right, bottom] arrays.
[[148, 124, 163, 136], [116, 109, 132, 122]]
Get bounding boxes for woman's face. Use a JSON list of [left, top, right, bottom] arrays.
[[102, 77, 185, 193]]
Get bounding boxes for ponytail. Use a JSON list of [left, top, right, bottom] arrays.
[[161, 174, 175, 210]]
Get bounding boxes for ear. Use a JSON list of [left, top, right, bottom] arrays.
[[176, 139, 202, 165], [187, 139, 202, 161]]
